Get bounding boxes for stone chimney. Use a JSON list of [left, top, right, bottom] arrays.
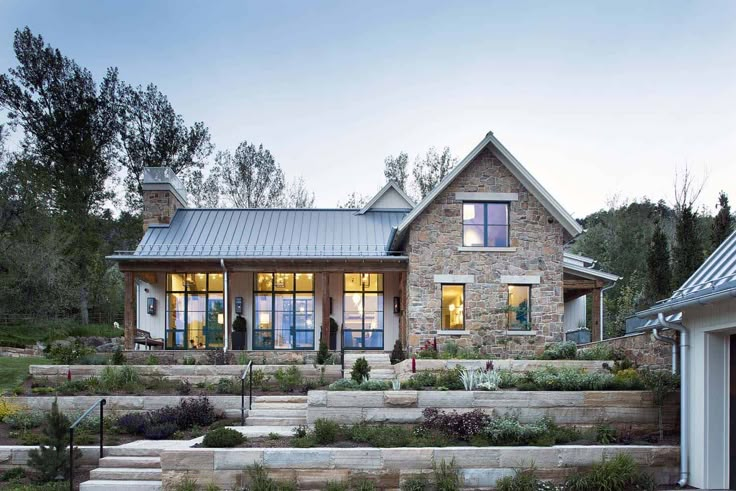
[[141, 167, 188, 232]]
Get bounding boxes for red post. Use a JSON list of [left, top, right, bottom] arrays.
[[67, 369, 71, 381], [411, 356, 416, 373]]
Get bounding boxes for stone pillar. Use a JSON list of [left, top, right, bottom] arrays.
[[320, 272, 330, 347], [141, 167, 188, 233], [591, 288, 601, 342], [124, 271, 136, 349]]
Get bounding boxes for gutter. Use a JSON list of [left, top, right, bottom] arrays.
[[220, 259, 229, 354], [652, 328, 678, 374], [637, 286, 736, 318]]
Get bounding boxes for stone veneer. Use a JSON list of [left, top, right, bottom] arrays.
[[307, 390, 679, 434], [405, 147, 566, 357], [160, 446, 679, 489], [578, 332, 677, 371], [142, 188, 185, 232]]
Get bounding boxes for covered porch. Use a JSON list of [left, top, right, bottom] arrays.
[[120, 259, 408, 353]]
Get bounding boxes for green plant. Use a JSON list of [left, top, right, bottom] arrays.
[[245, 463, 297, 491], [325, 482, 349, 491], [28, 399, 81, 482], [351, 478, 376, 491], [111, 346, 126, 365], [432, 458, 460, 491], [99, 365, 140, 392], [459, 368, 478, 390], [576, 344, 622, 361], [390, 339, 406, 365], [145, 354, 159, 365], [293, 425, 309, 438], [495, 465, 543, 491], [4, 410, 45, 431], [565, 453, 655, 491], [0, 467, 25, 482], [174, 475, 198, 491], [182, 356, 197, 366], [538, 341, 577, 360], [640, 368, 679, 440], [204, 484, 221, 491], [46, 340, 95, 364], [313, 418, 341, 444], [316, 339, 329, 365], [202, 427, 245, 448], [595, 423, 617, 444], [347, 422, 412, 447], [176, 380, 192, 395], [400, 475, 429, 491], [350, 357, 371, 383], [267, 432, 281, 440], [274, 366, 303, 392], [216, 377, 237, 394]]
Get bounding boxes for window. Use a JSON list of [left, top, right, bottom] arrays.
[[508, 285, 531, 330], [165, 273, 224, 349], [254, 273, 314, 350], [343, 273, 384, 349], [462, 202, 509, 247], [441, 284, 464, 330]]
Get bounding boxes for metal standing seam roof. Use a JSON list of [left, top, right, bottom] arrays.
[[637, 230, 736, 319], [119, 208, 409, 259]]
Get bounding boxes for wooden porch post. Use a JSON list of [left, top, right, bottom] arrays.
[[398, 271, 407, 348], [320, 272, 330, 347], [124, 271, 136, 349], [591, 287, 601, 342]]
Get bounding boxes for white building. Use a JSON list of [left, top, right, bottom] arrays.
[[637, 230, 736, 489]]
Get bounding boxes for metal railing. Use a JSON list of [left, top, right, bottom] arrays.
[[69, 398, 106, 491], [240, 361, 253, 426]]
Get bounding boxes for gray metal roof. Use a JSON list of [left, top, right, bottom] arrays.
[[120, 208, 408, 259], [637, 230, 736, 319]]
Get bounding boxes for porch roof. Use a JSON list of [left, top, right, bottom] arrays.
[[110, 208, 408, 260]]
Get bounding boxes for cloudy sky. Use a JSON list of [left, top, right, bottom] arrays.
[[1, 0, 734, 217]]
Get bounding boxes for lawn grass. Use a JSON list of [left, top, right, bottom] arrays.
[[0, 356, 48, 392], [0, 321, 122, 348]]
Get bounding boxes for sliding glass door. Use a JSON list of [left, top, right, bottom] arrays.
[[165, 273, 224, 349], [343, 273, 384, 349], [253, 273, 315, 350]]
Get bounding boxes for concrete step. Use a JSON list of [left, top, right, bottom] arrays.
[[251, 402, 308, 410], [105, 447, 162, 457], [245, 416, 306, 426], [253, 395, 308, 403], [248, 409, 307, 418], [89, 468, 162, 481], [80, 480, 161, 491], [98, 456, 161, 468]]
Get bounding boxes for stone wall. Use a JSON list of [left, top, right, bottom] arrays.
[[123, 350, 341, 365], [307, 390, 679, 433], [578, 332, 677, 371], [0, 346, 40, 358], [0, 445, 101, 473], [393, 358, 612, 380], [30, 364, 342, 384], [142, 189, 184, 231], [405, 146, 566, 358], [160, 446, 679, 489]]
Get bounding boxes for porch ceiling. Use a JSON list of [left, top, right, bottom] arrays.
[[117, 257, 408, 273]]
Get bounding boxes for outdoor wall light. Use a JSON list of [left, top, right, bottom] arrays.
[[146, 297, 156, 315], [234, 296, 243, 315], [393, 296, 400, 314]]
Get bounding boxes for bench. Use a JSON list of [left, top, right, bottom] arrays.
[[134, 329, 164, 350]]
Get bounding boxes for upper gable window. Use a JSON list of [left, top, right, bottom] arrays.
[[462, 203, 509, 247]]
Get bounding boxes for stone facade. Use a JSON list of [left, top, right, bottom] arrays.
[[142, 189, 184, 232], [578, 332, 677, 371], [405, 147, 566, 357]]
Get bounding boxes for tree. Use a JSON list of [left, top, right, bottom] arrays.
[[383, 152, 409, 190], [646, 222, 672, 303], [281, 176, 315, 208], [213, 143, 285, 208], [337, 191, 369, 208], [412, 147, 455, 198], [117, 82, 213, 210], [185, 168, 220, 208], [0, 27, 120, 323], [712, 191, 733, 249], [28, 399, 80, 482], [672, 168, 705, 288]]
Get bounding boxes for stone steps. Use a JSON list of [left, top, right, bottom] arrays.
[[89, 468, 162, 481], [98, 456, 161, 468], [248, 409, 308, 418], [245, 416, 306, 426], [251, 402, 308, 410], [246, 395, 307, 427], [105, 447, 163, 457], [80, 480, 162, 491], [343, 353, 396, 379], [253, 395, 308, 403]]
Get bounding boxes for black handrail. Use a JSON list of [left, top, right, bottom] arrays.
[[240, 361, 253, 426], [69, 398, 106, 491]]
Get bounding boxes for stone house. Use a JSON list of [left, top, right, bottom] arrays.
[[110, 131, 618, 359]]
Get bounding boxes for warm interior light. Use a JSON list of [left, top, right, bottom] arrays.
[[464, 204, 475, 221], [352, 293, 361, 305], [449, 304, 455, 312], [217, 314, 224, 324]]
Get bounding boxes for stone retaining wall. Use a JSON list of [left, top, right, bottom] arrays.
[[0, 346, 40, 358], [578, 332, 676, 371], [0, 445, 101, 472], [30, 364, 342, 384], [394, 358, 611, 380], [124, 350, 341, 365], [307, 390, 678, 433], [10, 396, 244, 418], [160, 445, 679, 489]]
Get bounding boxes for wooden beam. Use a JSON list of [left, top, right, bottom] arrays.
[[563, 279, 598, 290], [124, 272, 136, 349], [320, 273, 330, 347], [591, 288, 601, 342], [117, 259, 408, 273], [398, 271, 407, 349]]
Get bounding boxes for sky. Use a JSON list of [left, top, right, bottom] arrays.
[[1, 0, 734, 218]]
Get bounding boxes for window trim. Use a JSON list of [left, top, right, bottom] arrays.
[[507, 284, 532, 331], [165, 273, 225, 350], [342, 273, 385, 350], [441, 283, 465, 331], [462, 201, 510, 248], [252, 273, 315, 351]]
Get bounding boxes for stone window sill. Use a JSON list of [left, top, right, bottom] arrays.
[[457, 247, 517, 253], [436, 330, 469, 336], [504, 330, 538, 336]]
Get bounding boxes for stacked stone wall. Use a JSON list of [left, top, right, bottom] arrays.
[[578, 332, 677, 371]]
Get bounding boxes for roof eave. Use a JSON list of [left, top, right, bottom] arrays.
[[636, 286, 736, 318]]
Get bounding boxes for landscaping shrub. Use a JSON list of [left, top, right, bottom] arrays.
[[328, 379, 390, 391], [538, 341, 577, 360], [402, 367, 463, 390], [400, 475, 429, 491], [576, 344, 623, 361], [419, 408, 490, 441], [495, 466, 554, 491], [347, 422, 412, 447], [99, 365, 140, 392], [483, 415, 579, 446], [173, 476, 198, 491], [564, 453, 655, 491], [245, 463, 297, 491], [390, 339, 406, 365], [514, 367, 638, 391], [216, 377, 237, 394], [176, 397, 218, 428], [316, 339, 329, 365], [111, 347, 126, 365], [202, 427, 245, 448], [313, 418, 341, 444], [144, 421, 178, 440], [182, 356, 197, 366], [274, 366, 304, 392], [639, 368, 679, 440], [117, 412, 148, 434], [46, 340, 94, 364], [4, 410, 45, 431], [325, 482, 348, 491], [350, 357, 371, 383], [351, 478, 376, 491], [595, 423, 617, 444], [432, 458, 460, 491], [176, 380, 192, 395], [0, 467, 25, 482]]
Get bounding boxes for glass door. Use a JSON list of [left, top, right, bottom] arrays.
[[343, 273, 384, 349]]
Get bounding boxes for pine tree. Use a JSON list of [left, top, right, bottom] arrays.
[[673, 203, 704, 288], [28, 399, 81, 482], [646, 222, 672, 302], [712, 191, 733, 250]]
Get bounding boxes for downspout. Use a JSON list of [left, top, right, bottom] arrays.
[[600, 283, 616, 340], [657, 312, 689, 487], [652, 328, 678, 374], [220, 259, 229, 353]]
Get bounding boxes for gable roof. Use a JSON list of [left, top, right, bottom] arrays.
[[391, 131, 583, 247], [563, 252, 621, 283], [112, 208, 408, 260], [358, 181, 415, 214], [637, 230, 736, 318]]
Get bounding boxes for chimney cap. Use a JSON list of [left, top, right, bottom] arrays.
[[142, 167, 188, 206]]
